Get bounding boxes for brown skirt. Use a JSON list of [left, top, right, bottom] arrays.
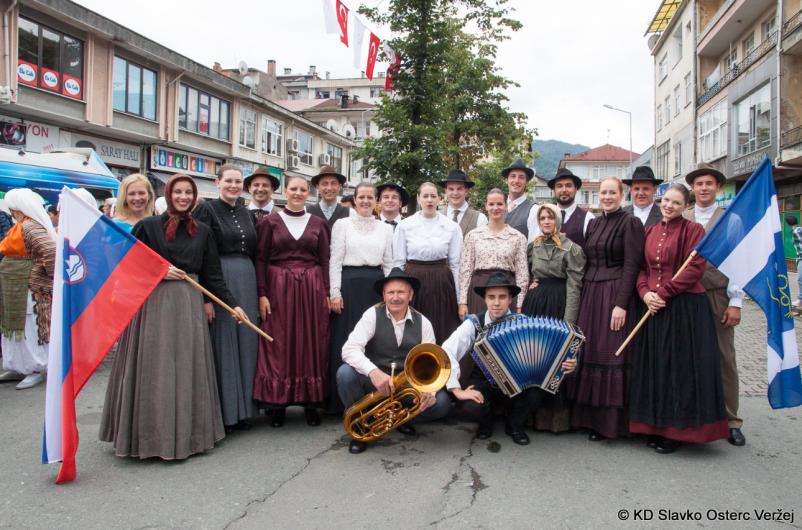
[[99, 276, 225, 460], [405, 259, 460, 345]]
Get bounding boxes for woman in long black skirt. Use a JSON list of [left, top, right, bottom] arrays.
[[521, 203, 586, 432], [629, 183, 729, 454], [328, 181, 393, 413]]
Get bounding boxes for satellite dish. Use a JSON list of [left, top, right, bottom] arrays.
[[242, 75, 255, 89], [647, 34, 660, 51], [238, 61, 249, 76], [342, 124, 356, 139], [326, 119, 339, 132]]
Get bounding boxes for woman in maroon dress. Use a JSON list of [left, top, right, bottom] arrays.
[[254, 175, 331, 427]]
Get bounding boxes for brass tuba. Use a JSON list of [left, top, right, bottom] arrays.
[[343, 343, 451, 443]]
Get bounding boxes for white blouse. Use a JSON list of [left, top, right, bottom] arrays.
[[393, 212, 463, 299], [329, 216, 394, 298], [279, 209, 311, 240]]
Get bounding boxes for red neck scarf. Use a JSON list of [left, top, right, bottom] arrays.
[[163, 174, 199, 242]]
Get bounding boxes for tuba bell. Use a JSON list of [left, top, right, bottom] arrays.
[[343, 343, 451, 443]]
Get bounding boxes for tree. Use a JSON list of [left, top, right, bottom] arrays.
[[469, 150, 536, 211], [355, 0, 533, 210]]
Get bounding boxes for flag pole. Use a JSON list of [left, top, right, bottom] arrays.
[[182, 274, 273, 342], [615, 251, 698, 357]]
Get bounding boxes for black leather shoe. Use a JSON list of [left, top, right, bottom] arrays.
[[397, 423, 416, 436], [655, 439, 682, 454], [305, 408, 321, 427], [235, 420, 251, 431], [647, 435, 664, 448], [476, 427, 493, 440], [728, 428, 746, 446], [588, 430, 607, 442], [505, 424, 530, 445], [349, 440, 368, 454], [270, 408, 286, 428], [224, 425, 235, 434]]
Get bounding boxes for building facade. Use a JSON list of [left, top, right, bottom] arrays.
[[558, 144, 640, 213]]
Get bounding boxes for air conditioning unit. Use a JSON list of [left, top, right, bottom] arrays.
[[286, 139, 300, 153], [288, 155, 301, 169], [319, 153, 331, 166]]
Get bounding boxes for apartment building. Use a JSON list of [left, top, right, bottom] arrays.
[[276, 66, 388, 104], [0, 0, 356, 204], [558, 144, 640, 213]]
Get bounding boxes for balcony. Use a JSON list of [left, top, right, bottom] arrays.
[[698, 31, 778, 107], [782, 125, 802, 150], [783, 9, 802, 55], [697, 0, 775, 58]]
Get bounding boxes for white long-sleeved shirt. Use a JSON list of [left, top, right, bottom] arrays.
[[632, 202, 655, 225], [559, 202, 595, 236], [341, 305, 436, 377], [694, 204, 745, 308], [329, 216, 394, 298], [441, 310, 510, 390], [393, 212, 463, 300]]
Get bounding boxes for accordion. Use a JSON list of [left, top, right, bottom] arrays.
[[470, 314, 584, 397]]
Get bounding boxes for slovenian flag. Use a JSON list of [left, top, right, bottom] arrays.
[[44, 187, 169, 483], [694, 157, 802, 409]]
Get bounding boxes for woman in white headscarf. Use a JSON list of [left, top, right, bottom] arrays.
[[0, 189, 56, 389]]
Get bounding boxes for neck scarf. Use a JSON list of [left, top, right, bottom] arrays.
[[163, 175, 199, 242], [533, 234, 563, 250]]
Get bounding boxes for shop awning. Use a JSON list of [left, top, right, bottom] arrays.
[[645, 0, 681, 35]]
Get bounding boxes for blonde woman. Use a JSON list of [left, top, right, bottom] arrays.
[[113, 174, 155, 233]]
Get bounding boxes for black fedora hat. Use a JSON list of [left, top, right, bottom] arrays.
[[437, 169, 476, 189], [311, 165, 347, 187], [622, 166, 663, 186], [373, 267, 421, 295], [244, 166, 281, 191], [473, 271, 521, 298], [685, 162, 726, 186], [548, 168, 583, 190], [501, 158, 534, 181], [376, 181, 410, 207]]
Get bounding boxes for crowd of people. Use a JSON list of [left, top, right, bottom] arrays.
[[0, 157, 754, 461]]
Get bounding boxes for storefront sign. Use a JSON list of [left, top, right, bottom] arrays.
[[150, 146, 220, 178], [68, 132, 141, 169], [225, 159, 255, 177], [715, 182, 736, 209], [0, 115, 59, 152], [732, 149, 772, 177]]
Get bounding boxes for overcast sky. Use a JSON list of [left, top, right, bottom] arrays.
[[73, 0, 658, 155]]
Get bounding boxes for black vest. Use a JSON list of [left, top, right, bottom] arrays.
[[364, 305, 423, 374], [307, 202, 351, 228], [504, 199, 535, 238], [562, 207, 590, 247]]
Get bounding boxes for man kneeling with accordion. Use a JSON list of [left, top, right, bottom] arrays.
[[443, 272, 580, 445]]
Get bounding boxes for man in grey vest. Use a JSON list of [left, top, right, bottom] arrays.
[[338, 268, 451, 454], [502, 158, 539, 242], [682, 163, 745, 447], [437, 169, 488, 237], [623, 166, 663, 228], [307, 165, 357, 227]]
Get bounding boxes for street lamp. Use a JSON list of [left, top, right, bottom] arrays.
[[603, 104, 633, 169]]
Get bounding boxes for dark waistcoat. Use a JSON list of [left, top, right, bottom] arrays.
[[504, 199, 535, 238], [365, 305, 423, 374], [562, 207, 590, 247], [307, 202, 351, 228]]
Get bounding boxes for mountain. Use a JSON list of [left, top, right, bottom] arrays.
[[530, 139, 591, 180]]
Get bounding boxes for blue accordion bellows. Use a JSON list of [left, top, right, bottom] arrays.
[[470, 314, 584, 397]]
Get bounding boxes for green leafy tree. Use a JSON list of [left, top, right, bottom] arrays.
[[469, 150, 536, 211]]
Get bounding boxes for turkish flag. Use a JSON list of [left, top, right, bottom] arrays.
[[385, 55, 401, 90], [366, 32, 380, 80], [336, 0, 349, 46]]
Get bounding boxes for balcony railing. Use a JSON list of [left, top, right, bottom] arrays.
[[698, 31, 778, 107], [698, 0, 736, 41], [784, 9, 802, 37], [781, 125, 802, 150]]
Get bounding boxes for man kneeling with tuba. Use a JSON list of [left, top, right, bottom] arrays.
[[338, 268, 452, 454]]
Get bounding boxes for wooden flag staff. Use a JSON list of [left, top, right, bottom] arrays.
[[614, 251, 698, 357], [182, 274, 273, 342]]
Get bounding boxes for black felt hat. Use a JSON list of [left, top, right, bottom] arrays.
[[376, 181, 410, 207], [473, 271, 521, 298], [622, 166, 663, 186], [548, 168, 583, 190], [244, 166, 281, 191], [501, 158, 534, 181], [373, 267, 421, 295], [437, 169, 476, 189]]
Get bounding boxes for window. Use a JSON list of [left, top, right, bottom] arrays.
[[369, 87, 386, 98], [316, 90, 330, 99], [665, 96, 671, 124], [566, 164, 589, 178], [763, 14, 777, 40], [17, 16, 84, 99], [699, 97, 728, 162], [261, 118, 283, 157], [178, 84, 230, 141], [365, 121, 372, 137], [656, 140, 671, 181], [591, 191, 599, 205], [294, 130, 314, 165], [743, 34, 755, 58], [659, 54, 667, 81], [674, 86, 681, 116], [674, 141, 682, 176], [725, 49, 737, 72], [737, 83, 771, 157], [591, 165, 623, 181], [535, 187, 552, 199], [685, 73, 692, 106], [239, 108, 256, 149], [672, 27, 683, 65], [657, 105, 663, 131], [327, 144, 343, 173], [112, 57, 157, 120]]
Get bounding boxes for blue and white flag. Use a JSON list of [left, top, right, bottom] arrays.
[[695, 157, 801, 409]]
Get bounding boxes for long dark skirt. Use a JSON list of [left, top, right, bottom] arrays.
[[99, 276, 225, 459], [327, 265, 384, 413], [210, 255, 260, 426], [629, 293, 729, 443], [521, 277, 571, 433], [568, 278, 637, 438], [404, 259, 460, 345], [465, 269, 517, 314], [254, 261, 329, 406]]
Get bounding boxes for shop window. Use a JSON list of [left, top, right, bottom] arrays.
[[178, 84, 230, 141], [113, 57, 157, 120], [17, 16, 83, 99]]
